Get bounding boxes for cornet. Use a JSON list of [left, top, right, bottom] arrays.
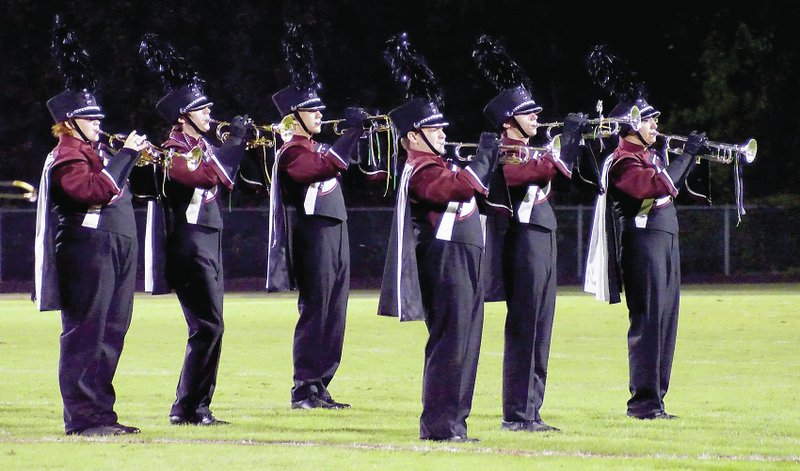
[[213, 119, 278, 149], [539, 104, 642, 140], [445, 135, 562, 165], [99, 131, 201, 170], [321, 115, 393, 135], [0, 180, 37, 202], [657, 133, 757, 165]]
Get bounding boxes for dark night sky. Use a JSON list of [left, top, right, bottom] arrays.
[[2, 0, 798, 203]]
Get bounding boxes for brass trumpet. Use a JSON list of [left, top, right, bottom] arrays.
[[445, 135, 562, 165], [0, 180, 37, 202], [99, 131, 201, 170], [212, 119, 278, 149], [657, 133, 757, 165], [321, 115, 393, 135], [539, 104, 642, 140]]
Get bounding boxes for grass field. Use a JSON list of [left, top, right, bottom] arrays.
[[1, 285, 799, 469]]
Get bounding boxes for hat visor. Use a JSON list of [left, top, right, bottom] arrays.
[[185, 100, 214, 113], [638, 105, 660, 120], [417, 116, 449, 129], [72, 113, 106, 119], [297, 104, 327, 112], [513, 103, 543, 115]]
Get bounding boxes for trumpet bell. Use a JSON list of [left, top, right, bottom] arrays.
[[184, 147, 203, 171], [277, 115, 296, 141], [742, 138, 757, 164]]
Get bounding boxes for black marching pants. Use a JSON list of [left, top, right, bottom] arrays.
[[56, 227, 136, 433], [291, 217, 350, 402], [417, 239, 484, 440], [620, 228, 680, 417], [502, 224, 557, 423], [168, 224, 224, 417]]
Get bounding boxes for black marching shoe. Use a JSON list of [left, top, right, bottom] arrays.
[[195, 413, 229, 426], [501, 420, 561, 432], [629, 410, 679, 420], [109, 423, 140, 434], [323, 397, 351, 409], [291, 394, 339, 410], [423, 435, 480, 443], [169, 414, 193, 425], [169, 413, 229, 426], [69, 425, 125, 436]]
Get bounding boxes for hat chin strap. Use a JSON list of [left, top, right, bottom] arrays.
[[293, 111, 314, 136], [633, 130, 652, 149], [69, 118, 92, 143], [511, 115, 532, 139], [183, 114, 206, 136], [418, 129, 443, 156]]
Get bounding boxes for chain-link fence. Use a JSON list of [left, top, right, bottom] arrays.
[[1, 205, 797, 292]]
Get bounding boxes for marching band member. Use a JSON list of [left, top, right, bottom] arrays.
[[35, 16, 146, 436], [139, 34, 248, 426], [472, 35, 588, 433], [584, 46, 707, 420], [267, 23, 366, 410], [378, 33, 500, 442]]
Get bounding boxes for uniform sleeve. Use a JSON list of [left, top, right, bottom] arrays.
[[408, 163, 482, 204], [609, 154, 677, 199], [279, 145, 348, 184], [502, 151, 562, 187], [51, 157, 123, 206], [164, 145, 227, 190]]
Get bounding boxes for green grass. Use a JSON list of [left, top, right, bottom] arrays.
[[1, 285, 799, 469]]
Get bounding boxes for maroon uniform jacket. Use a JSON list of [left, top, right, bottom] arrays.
[[609, 138, 679, 234], [266, 132, 359, 292], [34, 134, 137, 311], [501, 135, 572, 230], [378, 148, 488, 321], [161, 131, 236, 229]]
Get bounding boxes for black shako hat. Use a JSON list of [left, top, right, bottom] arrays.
[[483, 86, 542, 129], [139, 33, 213, 123], [156, 83, 213, 123], [272, 22, 326, 118], [46, 15, 105, 122], [272, 85, 326, 117], [384, 32, 448, 136], [473, 35, 542, 129], [388, 98, 449, 136], [610, 96, 660, 121]]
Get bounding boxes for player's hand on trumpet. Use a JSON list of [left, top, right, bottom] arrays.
[[122, 130, 149, 153], [682, 131, 709, 157], [560, 113, 589, 166], [342, 107, 369, 132]]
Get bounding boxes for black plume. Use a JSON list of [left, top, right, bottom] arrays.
[[50, 15, 97, 92], [139, 33, 202, 93], [472, 34, 530, 91], [282, 22, 321, 92], [586, 44, 646, 103], [383, 32, 443, 107]]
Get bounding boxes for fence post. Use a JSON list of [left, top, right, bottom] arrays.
[[576, 205, 583, 279], [723, 205, 731, 276]]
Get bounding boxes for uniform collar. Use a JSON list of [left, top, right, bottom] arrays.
[[58, 134, 95, 153], [618, 137, 648, 153], [501, 134, 527, 146], [407, 148, 443, 166], [169, 130, 206, 151]]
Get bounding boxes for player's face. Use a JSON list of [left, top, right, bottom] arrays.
[[73, 118, 101, 142], [297, 110, 323, 135]]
